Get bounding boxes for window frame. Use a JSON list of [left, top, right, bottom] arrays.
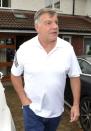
[[45, 0, 61, 11], [0, 0, 11, 8], [84, 37, 91, 55], [62, 35, 72, 44]]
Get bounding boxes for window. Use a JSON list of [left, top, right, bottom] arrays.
[[54, 0, 60, 9], [78, 59, 91, 74], [84, 37, 91, 55], [14, 13, 28, 19], [45, 0, 60, 10], [0, 37, 15, 77], [0, 0, 11, 7], [62, 36, 72, 44]]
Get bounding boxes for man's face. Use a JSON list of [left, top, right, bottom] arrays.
[[35, 13, 59, 42]]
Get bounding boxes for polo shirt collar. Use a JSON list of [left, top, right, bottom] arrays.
[[35, 35, 62, 49]]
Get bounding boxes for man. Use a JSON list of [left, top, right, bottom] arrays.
[[11, 8, 81, 131]]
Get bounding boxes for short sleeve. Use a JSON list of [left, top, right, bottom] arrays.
[[11, 46, 24, 76], [68, 47, 82, 77]]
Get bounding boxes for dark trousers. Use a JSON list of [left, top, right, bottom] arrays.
[[23, 105, 61, 131]]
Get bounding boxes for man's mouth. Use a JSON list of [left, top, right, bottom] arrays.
[[50, 31, 58, 34]]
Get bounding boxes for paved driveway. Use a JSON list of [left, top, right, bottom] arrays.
[[5, 83, 83, 131], [57, 106, 83, 131]]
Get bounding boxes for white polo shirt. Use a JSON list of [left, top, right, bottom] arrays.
[[11, 36, 81, 118]]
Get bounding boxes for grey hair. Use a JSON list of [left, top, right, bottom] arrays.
[[34, 8, 57, 24]]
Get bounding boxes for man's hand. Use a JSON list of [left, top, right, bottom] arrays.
[[21, 95, 32, 106], [70, 105, 80, 122]]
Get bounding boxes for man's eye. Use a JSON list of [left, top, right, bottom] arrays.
[[46, 22, 51, 24], [55, 21, 58, 25]]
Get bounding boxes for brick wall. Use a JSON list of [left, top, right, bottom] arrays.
[[72, 36, 84, 56]]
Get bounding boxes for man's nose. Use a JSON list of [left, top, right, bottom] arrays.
[[52, 22, 58, 29]]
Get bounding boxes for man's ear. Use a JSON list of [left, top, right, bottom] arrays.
[[35, 24, 39, 32]]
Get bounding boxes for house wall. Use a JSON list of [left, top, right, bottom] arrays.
[[85, 0, 91, 17], [72, 36, 84, 56], [59, 34, 84, 56], [75, 0, 86, 16], [11, 0, 45, 11], [11, 0, 91, 16], [60, 0, 73, 14], [60, 0, 91, 16]]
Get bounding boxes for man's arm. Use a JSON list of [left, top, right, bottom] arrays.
[[11, 74, 32, 106], [70, 77, 81, 122]]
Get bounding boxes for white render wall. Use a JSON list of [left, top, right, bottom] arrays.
[[11, 0, 45, 11], [85, 0, 91, 17], [74, 0, 91, 16], [61, 0, 91, 16], [11, 0, 73, 14], [74, 0, 86, 16], [10, 0, 91, 16], [60, 0, 73, 14]]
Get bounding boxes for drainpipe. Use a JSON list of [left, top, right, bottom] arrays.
[[52, 0, 55, 9], [73, 0, 75, 15]]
